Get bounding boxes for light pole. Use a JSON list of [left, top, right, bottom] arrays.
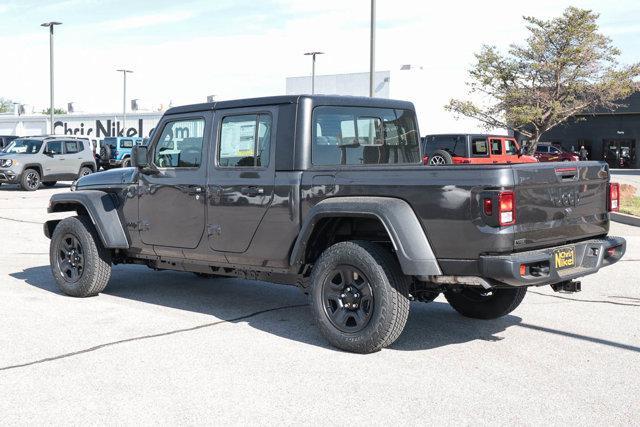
[[116, 69, 133, 133], [304, 51, 324, 94], [369, 0, 376, 97], [41, 21, 62, 134]]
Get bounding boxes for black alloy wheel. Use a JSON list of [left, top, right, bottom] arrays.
[[56, 234, 85, 282], [321, 265, 374, 333]]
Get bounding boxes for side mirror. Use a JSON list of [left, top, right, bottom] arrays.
[[131, 145, 149, 168]]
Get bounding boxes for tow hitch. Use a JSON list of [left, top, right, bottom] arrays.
[[551, 280, 581, 293]]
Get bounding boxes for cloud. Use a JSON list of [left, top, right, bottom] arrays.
[[97, 10, 195, 31]]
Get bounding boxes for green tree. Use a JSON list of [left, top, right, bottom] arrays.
[[446, 7, 640, 152], [0, 98, 14, 113], [41, 107, 67, 115]]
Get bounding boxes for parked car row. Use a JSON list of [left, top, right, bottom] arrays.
[[422, 134, 582, 165]]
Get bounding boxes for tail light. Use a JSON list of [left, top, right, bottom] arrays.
[[422, 155, 429, 165], [483, 198, 493, 216], [498, 191, 516, 226], [609, 182, 620, 212]]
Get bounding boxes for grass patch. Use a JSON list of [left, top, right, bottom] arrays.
[[620, 196, 640, 217]]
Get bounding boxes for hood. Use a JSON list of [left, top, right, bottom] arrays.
[[76, 167, 137, 189]]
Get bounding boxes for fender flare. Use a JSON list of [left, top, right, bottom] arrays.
[[44, 190, 129, 249], [20, 163, 44, 178], [290, 196, 442, 276]]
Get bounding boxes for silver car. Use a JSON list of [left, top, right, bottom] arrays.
[[0, 136, 96, 191]]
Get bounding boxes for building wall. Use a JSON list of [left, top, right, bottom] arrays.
[[540, 113, 640, 168], [0, 112, 163, 138]]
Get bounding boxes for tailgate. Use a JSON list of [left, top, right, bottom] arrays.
[[513, 161, 609, 251]]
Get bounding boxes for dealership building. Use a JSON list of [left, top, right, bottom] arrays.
[[0, 111, 163, 139]]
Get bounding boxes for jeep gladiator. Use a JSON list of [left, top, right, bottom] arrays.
[[44, 95, 626, 353]]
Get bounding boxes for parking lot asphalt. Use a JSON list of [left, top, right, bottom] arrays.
[[0, 183, 638, 425]]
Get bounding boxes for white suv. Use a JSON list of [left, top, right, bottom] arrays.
[[0, 136, 97, 191]]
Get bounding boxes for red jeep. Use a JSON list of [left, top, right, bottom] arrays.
[[533, 143, 579, 162], [422, 134, 538, 165]]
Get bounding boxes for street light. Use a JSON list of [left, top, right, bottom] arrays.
[[116, 69, 133, 133], [304, 51, 324, 94], [369, 0, 376, 97], [41, 21, 62, 134]]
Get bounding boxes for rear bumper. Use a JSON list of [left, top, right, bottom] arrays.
[[479, 236, 626, 287]]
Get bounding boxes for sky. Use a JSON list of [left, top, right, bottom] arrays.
[[1, 0, 639, 132]]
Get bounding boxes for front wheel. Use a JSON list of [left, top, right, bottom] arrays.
[[310, 241, 410, 353], [444, 287, 526, 319], [20, 168, 41, 191], [50, 216, 112, 297]]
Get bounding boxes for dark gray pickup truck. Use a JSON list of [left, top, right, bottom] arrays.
[[43, 95, 625, 353]]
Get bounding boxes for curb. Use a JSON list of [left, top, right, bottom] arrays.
[[611, 212, 640, 227]]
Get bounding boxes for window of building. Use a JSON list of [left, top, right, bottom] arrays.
[[153, 118, 205, 168], [219, 114, 272, 167], [312, 106, 419, 166]]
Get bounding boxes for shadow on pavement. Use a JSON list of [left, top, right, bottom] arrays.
[[0, 183, 71, 192], [14, 264, 526, 352]]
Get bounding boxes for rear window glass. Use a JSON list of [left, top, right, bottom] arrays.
[[472, 139, 488, 156], [104, 138, 117, 149], [121, 139, 134, 148], [312, 106, 420, 166]]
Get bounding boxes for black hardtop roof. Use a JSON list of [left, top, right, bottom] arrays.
[[165, 95, 415, 115], [424, 133, 515, 140]]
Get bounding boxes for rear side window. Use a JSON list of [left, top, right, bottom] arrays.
[[536, 145, 549, 153], [312, 106, 420, 166], [426, 136, 466, 157], [471, 139, 488, 156], [65, 141, 80, 153], [46, 141, 64, 154], [218, 114, 272, 167], [490, 139, 502, 155], [153, 118, 205, 168], [120, 139, 134, 148]]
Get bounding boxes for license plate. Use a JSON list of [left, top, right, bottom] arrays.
[[554, 246, 576, 270]]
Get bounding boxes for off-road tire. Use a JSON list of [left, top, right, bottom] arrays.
[[444, 287, 527, 319], [429, 149, 453, 165], [20, 168, 41, 191], [122, 157, 131, 168], [310, 240, 410, 353], [50, 215, 112, 297], [79, 166, 93, 177], [42, 181, 57, 188]]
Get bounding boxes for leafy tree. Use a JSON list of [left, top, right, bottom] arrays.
[[0, 98, 14, 113], [41, 107, 67, 115], [446, 7, 640, 151]]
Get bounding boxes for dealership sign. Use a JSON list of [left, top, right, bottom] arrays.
[[52, 115, 162, 138]]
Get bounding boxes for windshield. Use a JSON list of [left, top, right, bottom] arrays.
[[104, 137, 118, 149], [4, 139, 43, 154]]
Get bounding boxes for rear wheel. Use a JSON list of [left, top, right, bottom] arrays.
[[122, 157, 131, 168], [79, 166, 93, 177], [310, 241, 410, 353], [20, 168, 41, 191], [444, 287, 526, 319], [428, 149, 453, 165], [50, 216, 112, 297]]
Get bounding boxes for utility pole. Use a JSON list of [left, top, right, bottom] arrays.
[[41, 21, 62, 134], [304, 51, 324, 94], [116, 69, 133, 133], [369, 0, 376, 97]]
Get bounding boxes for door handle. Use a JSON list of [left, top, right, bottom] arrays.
[[241, 186, 264, 197]]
